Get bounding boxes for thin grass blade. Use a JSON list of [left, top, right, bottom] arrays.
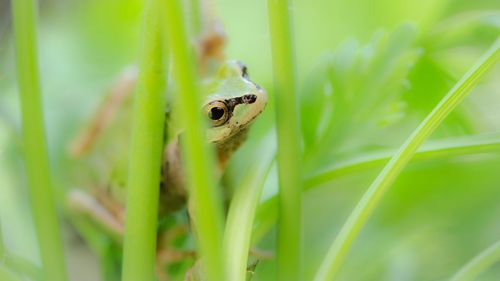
[[223, 134, 276, 281], [450, 240, 500, 281], [164, 0, 226, 280], [305, 133, 500, 189], [267, 0, 302, 280], [11, 0, 68, 280], [121, 0, 167, 280], [253, 133, 500, 246]]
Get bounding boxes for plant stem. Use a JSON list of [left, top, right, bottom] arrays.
[[164, 1, 226, 280], [223, 134, 275, 281], [11, 1, 68, 281], [305, 133, 500, 189], [252, 133, 500, 246], [450, 240, 500, 281], [267, 0, 302, 280], [121, 0, 166, 280], [313, 37, 500, 281]]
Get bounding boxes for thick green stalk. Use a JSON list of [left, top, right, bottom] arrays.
[[121, 0, 166, 280], [223, 135, 275, 281], [164, 1, 226, 280], [11, 1, 68, 281], [267, 1, 302, 280], [450, 240, 500, 281], [313, 37, 500, 281]]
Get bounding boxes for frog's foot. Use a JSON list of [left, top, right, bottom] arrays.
[[94, 189, 126, 223], [179, 248, 273, 281], [183, 260, 206, 281], [67, 189, 124, 241], [197, 20, 226, 75], [68, 67, 137, 157], [155, 248, 196, 281], [156, 224, 196, 281], [249, 248, 274, 260]]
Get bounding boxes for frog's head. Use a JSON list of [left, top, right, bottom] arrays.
[[203, 61, 267, 143]]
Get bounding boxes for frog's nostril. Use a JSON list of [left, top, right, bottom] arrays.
[[244, 94, 257, 104]]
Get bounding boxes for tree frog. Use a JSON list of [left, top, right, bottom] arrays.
[[67, 60, 267, 244]]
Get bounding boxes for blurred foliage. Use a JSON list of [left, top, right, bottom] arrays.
[[0, 0, 500, 280]]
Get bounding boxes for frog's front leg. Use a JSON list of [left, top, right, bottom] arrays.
[[68, 67, 137, 158], [67, 189, 125, 241], [197, 20, 226, 74]]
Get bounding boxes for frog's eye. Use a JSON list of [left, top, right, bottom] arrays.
[[206, 101, 230, 127]]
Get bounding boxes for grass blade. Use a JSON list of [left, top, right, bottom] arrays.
[[164, 1, 226, 280], [450, 240, 500, 281], [253, 133, 500, 245], [313, 37, 500, 281], [11, 1, 68, 280], [121, 0, 167, 280], [267, 0, 302, 280], [223, 134, 275, 281], [305, 133, 500, 188]]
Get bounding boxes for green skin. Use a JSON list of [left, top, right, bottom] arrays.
[[68, 60, 267, 239]]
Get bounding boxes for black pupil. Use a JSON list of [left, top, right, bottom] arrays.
[[209, 107, 225, 120]]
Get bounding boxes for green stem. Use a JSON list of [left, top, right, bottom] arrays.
[[450, 240, 500, 281], [267, 1, 302, 280], [313, 37, 500, 281], [11, 1, 68, 281], [121, 0, 167, 280], [305, 133, 500, 189], [223, 135, 275, 281], [252, 133, 500, 245], [164, 1, 226, 280]]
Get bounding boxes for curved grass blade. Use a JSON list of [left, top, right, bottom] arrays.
[[252, 133, 500, 247], [11, 0, 68, 280], [223, 134, 276, 281], [164, 0, 226, 280], [305, 133, 500, 189], [450, 240, 500, 281], [121, 0, 167, 280], [313, 37, 500, 281], [267, 0, 302, 280]]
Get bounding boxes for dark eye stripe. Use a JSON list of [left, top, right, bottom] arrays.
[[225, 94, 257, 109]]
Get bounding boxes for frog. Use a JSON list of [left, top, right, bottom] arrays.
[[66, 60, 267, 278]]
